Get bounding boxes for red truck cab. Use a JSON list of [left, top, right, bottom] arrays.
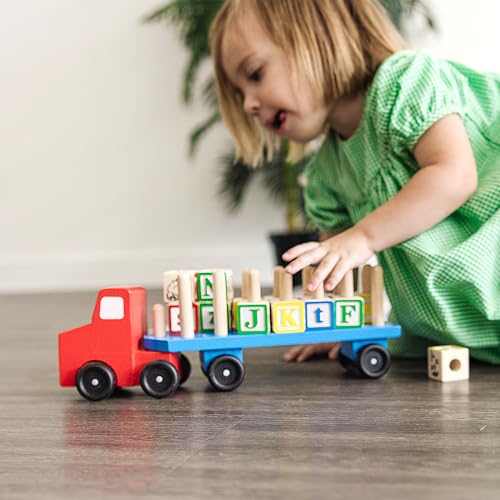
[[59, 287, 186, 400]]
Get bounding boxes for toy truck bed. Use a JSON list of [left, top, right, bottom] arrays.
[[143, 324, 401, 392]]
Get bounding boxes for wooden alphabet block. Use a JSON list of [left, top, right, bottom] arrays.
[[167, 303, 199, 334], [271, 301, 305, 333], [236, 302, 270, 334], [304, 299, 335, 331], [428, 345, 469, 382], [195, 270, 233, 302], [334, 298, 364, 328], [197, 301, 230, 333]]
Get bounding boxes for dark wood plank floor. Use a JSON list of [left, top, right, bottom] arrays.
[[1, 290, 499, 499]]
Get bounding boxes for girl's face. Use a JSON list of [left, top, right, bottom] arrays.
[[221, 12, 329, 143]]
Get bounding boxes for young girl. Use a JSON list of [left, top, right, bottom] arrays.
[[209, 0, 500, 363]]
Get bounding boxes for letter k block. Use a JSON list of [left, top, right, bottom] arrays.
[[271, 301, 306, 333]]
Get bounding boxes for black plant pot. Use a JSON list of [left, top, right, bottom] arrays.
[[269, 230, 319, 287]]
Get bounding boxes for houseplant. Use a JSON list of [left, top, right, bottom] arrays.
[[145, 0, 435, 278]]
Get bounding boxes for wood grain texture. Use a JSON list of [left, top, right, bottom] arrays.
[[0, 290, 499, 500]]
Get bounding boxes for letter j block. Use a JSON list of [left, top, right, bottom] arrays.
[[271, 301, 305, 333], [236, 302, 270, 334]]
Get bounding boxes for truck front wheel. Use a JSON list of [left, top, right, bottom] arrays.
[[140, 361, 179, 398], [76, 362, 116, 401]]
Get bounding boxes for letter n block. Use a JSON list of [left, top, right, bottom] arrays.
[[236, 302, 270, 334], [304, 299, 335, 331], [334, 298, 364, 328], [195, 270, 233, 302], [271, 301, 305, 333]]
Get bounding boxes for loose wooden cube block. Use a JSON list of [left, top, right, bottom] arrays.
[[304, 299, 335, 331], [271, 301, 305, 333], [197, 301, 230, 333], [236, 301, 270, 334], [428, 345, 469, 382], [195, 270, 233, 302], [167, 303, 199, 334], [334, 297, 364, 328]]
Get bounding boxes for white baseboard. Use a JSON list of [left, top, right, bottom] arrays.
[[0, 245, 276, 293]]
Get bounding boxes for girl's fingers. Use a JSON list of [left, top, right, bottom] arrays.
[[282, 241, 320, 262], [285, 246, 327, 275], [309, 254, 339, 290], [325, 257, 350, 291], [328, 344, 341, 359], [296, 345, 320, 362], [282, 345, 305, 362]]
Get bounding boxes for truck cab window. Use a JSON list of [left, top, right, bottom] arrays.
[[99, 297, 125, 320]]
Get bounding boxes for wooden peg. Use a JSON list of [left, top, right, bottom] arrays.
[[370, 265, 384, 326], [152, 304, 166, 337], [272, 266, 283, 297], [334, 270, 354, 297], [302, 266, 314, 297], [213, 269, 228, 337], [241, 268, 251, 300], [178, 271, 194, 338], [248, 269, 261, 301], [280, 270, 293, 300]]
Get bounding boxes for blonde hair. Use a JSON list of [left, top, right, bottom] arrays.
[[209, 0, 405, 166]]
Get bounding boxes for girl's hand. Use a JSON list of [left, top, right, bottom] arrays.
[[282, 228, 374, 292], [282, 343, 340, 362]]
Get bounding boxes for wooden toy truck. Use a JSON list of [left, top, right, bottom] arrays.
[[58, 266, 401, 401]]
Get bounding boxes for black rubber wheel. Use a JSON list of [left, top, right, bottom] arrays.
[[357, 345, 391, 379], [179, 354, 192, 386], [207, 355, 245, 392], [140, 360, 180, 398], [76, 362, 116, 401]]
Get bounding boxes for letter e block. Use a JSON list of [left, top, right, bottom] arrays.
[[335, 298, 364, 328], [428, 345, 469, 382], [167, 303, 199, 334], [271, 301, 305, 333], [237, 302, 270, 335]]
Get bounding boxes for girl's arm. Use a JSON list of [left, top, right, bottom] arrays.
[[283, 114, 478, 291], [356, 113, 477, 252]]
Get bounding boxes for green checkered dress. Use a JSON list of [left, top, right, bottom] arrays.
[[304, 50, 500, 363]]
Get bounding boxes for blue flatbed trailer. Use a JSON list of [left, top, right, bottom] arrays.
[[143, 324, 402, 391]]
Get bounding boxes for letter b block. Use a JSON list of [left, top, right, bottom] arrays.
[[271, 301, 305, 333], [236, 302, 270, 334]]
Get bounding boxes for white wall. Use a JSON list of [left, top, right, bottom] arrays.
[[1, 0, 499, 293]]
